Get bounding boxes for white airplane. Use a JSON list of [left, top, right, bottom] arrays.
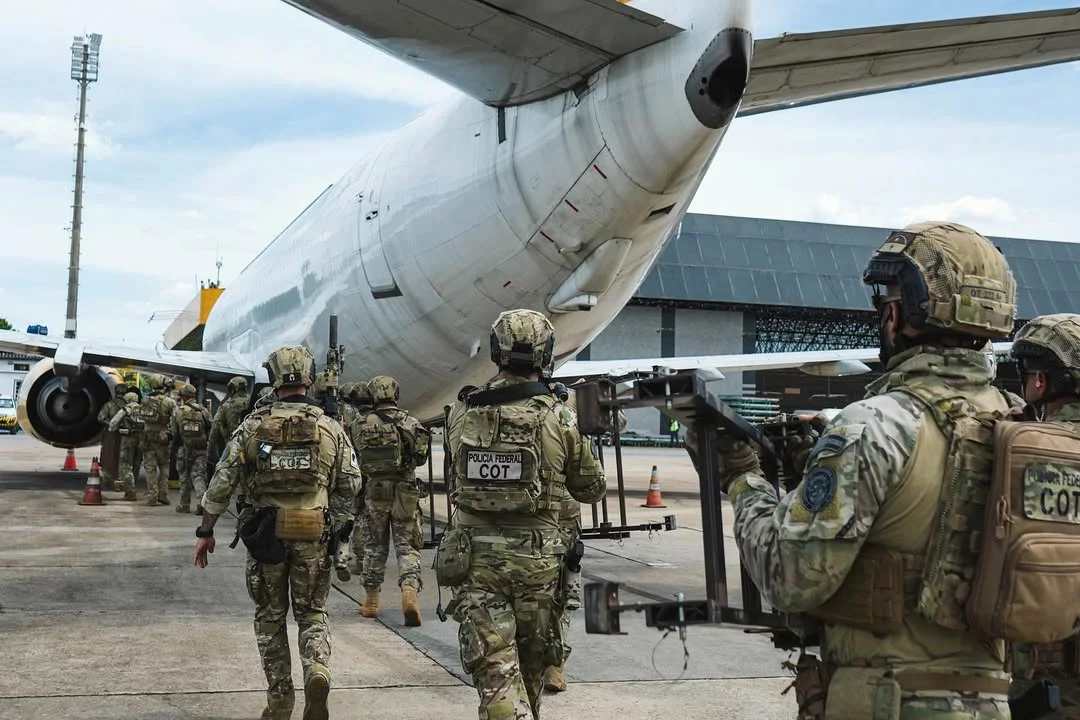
[[2, 0, 1075, 448]]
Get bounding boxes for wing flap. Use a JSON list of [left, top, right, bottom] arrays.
[[281, 0, 683, 106], [0, 330, 253, 385], [742, 7, 1080, 115]]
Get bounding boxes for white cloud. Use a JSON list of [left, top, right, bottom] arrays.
[[902, 195, 1016, 228], [0, 109, 115, 156]]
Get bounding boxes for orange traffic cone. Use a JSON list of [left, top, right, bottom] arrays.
[[641, 465, 666, 508], [78, 456, 106, 506], [62, 448, 79, 472]]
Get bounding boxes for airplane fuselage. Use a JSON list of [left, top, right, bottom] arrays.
[[202, 0, 753, 418]]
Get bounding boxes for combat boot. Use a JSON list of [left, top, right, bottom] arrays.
[[175, 505, 191, 513], [157, 492, 170, 505], [145, 496, 159, 507], [303, 663, 331, 720], [359, 587, 380, 617], [401, 587, 422, 627], [544, 665, 567, 692], [195, 505, 204, 516], [121, 490, 137, 502]]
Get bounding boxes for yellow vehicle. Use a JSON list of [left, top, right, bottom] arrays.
[[0, 393, 18, 434]]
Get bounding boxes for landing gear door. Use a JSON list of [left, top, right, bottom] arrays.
[[357, 149, 401, 299]]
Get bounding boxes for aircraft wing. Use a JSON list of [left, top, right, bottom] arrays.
[[556, 342, 1015, 380], [0, 329, 254, 385], [742, 7, 1080, 116], [279, 0, 683, 107]]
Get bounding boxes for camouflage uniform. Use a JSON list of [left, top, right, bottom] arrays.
[[139, 376, 177, 506], [199, 346, 361, 720], [446, 309, 606, 720], [96, 384, 129, 490], [346, 382, 373, 570], [209, 377, 250, 465], [171, 386, 212, 513], [1009, 314, 1080, 718], [350, 376, 429, 624], [108, 392, 143, 501], [702, 223, 1021, 719]]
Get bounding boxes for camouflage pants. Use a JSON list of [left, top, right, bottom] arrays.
[[451, 543, 561, 720], [556, 524, 582, 665], [117, 433, 141, 494], [360, 479, 422, 591], [179, 445, 208, 508], [1012, 641, 1080, 719], [245, 540, 332, 708], [140, 435, 170, 498]]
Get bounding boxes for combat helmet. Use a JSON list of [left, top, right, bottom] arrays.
[[179, 384, 197, 399], [262, 345, 316, 389], [124, 392, 139, 404], [351, 380, 372, 407], [1012, 314, 1080, 396], [114, 383, 129, 397], [862, 222, 1016, 339], [311, 372, 329, 399], [489, 308, 555, 375], [227, 376, 248, 396], [148, 374, 166, 391], [369, 375, 400, 405]]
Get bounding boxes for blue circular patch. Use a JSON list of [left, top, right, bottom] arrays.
[[802, 467, 838, 513]]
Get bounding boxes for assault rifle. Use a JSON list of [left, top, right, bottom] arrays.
[[324, 315, 345, 420]]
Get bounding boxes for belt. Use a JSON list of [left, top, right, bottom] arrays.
[[894, 670, 1010, 696]]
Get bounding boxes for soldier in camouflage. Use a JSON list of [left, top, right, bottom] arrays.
[[350, 375, 429, 625], [209, 376, 250, 466], [1009, 314, 1080, 718], [194, 345, 361, 720], [171, 384, 212, 514], [138, 374, 177, 506], [690, 222, 1022, 718], [107, 391, 143, 501], [446, 309, 606, 720], [347, 380, 373, 573], [96, 382, 130, 491]]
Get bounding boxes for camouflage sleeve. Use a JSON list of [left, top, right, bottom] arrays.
[[169, 409, 180, 436], [107, 408, 126, 432], [727, 392, 923, 613], [328, 425, 362, 523], [409, 417, 430, 465], [557, 404, 606, 504], [201, 424, 251, 515]]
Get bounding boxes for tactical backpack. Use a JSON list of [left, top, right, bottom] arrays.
[[352, 412, 405, 478], [966, 421, 1080, 643], [139, 395, 171, 430], [180, 403, 208, 446], [453, 394, 552, 515], [118, 404, 144, 436], [245, 405, 330, 496]]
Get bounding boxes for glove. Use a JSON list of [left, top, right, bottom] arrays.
[[783, 434, 817, 484], [717, 435, 760, 491]]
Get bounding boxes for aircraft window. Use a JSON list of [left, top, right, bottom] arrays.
[[0, 398, 13, 408]]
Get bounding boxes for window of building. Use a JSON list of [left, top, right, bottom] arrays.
[[13, 363, 30, 372]]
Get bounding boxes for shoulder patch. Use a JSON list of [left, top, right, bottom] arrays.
[[801, 467, 837, 513], [818, 434, 847, 454]]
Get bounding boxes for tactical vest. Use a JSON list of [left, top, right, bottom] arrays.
[[244, 404, 332, 499], [118, 404, 144, 436], [139, 395, 172, 431], [179, 403, 208, 447], [452, 394, 561, 516], [808, 376, 1013, 680], [352, 411, 405, 478]]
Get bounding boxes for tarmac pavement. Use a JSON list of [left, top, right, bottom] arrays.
[[0, 434, 798, 719]]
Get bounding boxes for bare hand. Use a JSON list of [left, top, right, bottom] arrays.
[[194, 536, 216, 568]]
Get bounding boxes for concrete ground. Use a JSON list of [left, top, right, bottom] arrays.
[[0, 434, 798, 719]]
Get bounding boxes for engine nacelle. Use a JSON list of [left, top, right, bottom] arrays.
[[17, 359, 118, 448]]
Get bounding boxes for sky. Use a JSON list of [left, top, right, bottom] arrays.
[[0, 0, 1076, 344]]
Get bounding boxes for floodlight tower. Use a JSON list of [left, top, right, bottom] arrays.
[[65, 32, 102, 339]]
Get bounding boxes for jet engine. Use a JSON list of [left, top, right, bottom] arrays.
[[16, 359, 119, 448]]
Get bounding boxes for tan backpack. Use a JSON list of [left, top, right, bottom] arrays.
[[967, 421, 1080, 643]]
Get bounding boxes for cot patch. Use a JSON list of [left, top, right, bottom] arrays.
[[802, 467, 837, 513]]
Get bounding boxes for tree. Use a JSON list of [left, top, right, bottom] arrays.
[[0, 318, 11, 331]]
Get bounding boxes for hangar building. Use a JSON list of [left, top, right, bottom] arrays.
[[582, 213, 1080, 437]]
